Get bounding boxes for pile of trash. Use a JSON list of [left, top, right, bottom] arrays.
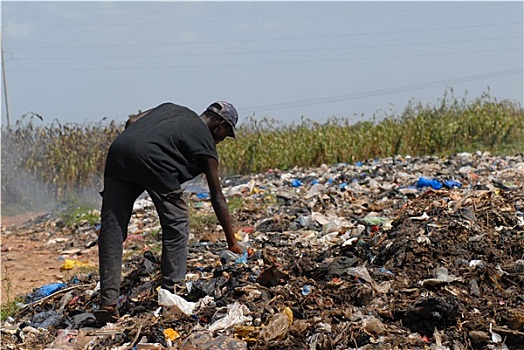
[[1, 152, 523, 349]]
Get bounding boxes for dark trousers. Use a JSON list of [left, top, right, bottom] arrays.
[[98, 177, 189, 306]]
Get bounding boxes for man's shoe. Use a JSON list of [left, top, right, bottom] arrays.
[[94, 305, 119, 325]]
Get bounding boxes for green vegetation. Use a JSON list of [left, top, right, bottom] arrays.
[[189, 204, 218, 232], [2, 91, 523, 213], [218, 90, 523, 172], [0, 298, 21, 321], [225, 196, 246, 212], [59, 200, 100, 226], [1, 267, 22, 321], [188, 195, 249, 232]]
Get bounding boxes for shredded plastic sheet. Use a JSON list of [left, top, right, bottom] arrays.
[[158, 288, 197, 316], [208, 302, 252, 332], [419, 267, 464, 288]]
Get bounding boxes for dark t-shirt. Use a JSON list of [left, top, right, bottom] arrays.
[[104, 102, 218, 194]]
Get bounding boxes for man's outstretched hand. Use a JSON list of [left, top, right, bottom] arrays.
[[228, 242, 245, 254]]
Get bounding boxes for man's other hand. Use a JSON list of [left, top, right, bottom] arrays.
[[228, 242, 245, 254]]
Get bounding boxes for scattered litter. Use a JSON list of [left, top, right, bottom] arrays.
[[1, 153, 523, 349]]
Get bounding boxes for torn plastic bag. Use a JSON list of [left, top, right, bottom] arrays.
[[25, 282, 68, 303], [208, 302, 252, 332], [158, 288, 197, 316]]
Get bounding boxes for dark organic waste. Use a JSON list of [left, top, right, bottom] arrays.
[[1, 152, 523, 349]]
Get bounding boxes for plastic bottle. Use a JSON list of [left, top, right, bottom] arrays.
[[219, 250, 239, 264], [219, 248, 248, 265]]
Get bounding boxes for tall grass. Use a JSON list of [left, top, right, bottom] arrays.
[[220, 91, 523, 172], [2, 91, 523, 213]]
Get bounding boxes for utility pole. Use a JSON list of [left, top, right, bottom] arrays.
[[1, 40, 11, 128]]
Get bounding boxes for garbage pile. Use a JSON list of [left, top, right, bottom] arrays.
[[1, 152, 523, 349]]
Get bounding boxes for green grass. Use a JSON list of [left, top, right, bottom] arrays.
[[0, 298, 22, 321], [226, 196, 246, 212], [2, 90, 523, 213], [189, 206, 217, 232], [218, 90, 523, 173], [188, 195, 250, 232], [1, 266, 23, 321], [58, 199, 100, 226]]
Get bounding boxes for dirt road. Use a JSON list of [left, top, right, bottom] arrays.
[[1, 212, 98, 304]]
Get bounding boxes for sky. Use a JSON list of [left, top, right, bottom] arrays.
[[1, 1, 523, 127]]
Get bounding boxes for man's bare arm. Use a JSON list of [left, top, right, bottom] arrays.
[[195, 156, 243, 254]]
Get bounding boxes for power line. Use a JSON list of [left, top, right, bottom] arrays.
[[237, 68, 523, 114], [6, 21, 521, 51], [7, 47, 522, 73], [11, 35, 523, 62], [4, 3, 502, 29]]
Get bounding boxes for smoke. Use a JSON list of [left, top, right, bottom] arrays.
[[1, 116, 119, 218], [1, 140, 103, 216], [0, 132, 103, 216], [1, 133, 57, 215]]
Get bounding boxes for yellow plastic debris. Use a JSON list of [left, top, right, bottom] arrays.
[[60, 259, 95, 271], [164, 328, 180, 341], [234, 325, 258, 338], [234, 325, 262, 344], [282, 306, 293, 325]]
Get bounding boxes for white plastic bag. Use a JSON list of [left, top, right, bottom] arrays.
[[158, 288, 196, 316], [208, 302, 252, 332]]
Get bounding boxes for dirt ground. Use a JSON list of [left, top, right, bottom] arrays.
[[0, 212, 99, 304]]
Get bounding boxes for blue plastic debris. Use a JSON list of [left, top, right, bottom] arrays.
[[249, 271, 260, 282], [355, 161, 363, 167], [327, 178, 334, 185], [444, 180, 462, 188], [25, 282, 68, 303], [416, 177, 442, 190], [40, 282, 67, 296], [69, 276, 80, 284], [220, 250, 248, 265], [234, 252, 249, 264], [379, 266, 395, 276], [339, 182, 348, 189], [117, 295, 127, 308], [196, 193, 210, 199], [291, 179, 303, 187], [311, 179, 319, 185], [301, 284, 311, 296]]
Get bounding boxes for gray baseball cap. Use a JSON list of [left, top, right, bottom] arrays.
[[206, 101, 238, 138]]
